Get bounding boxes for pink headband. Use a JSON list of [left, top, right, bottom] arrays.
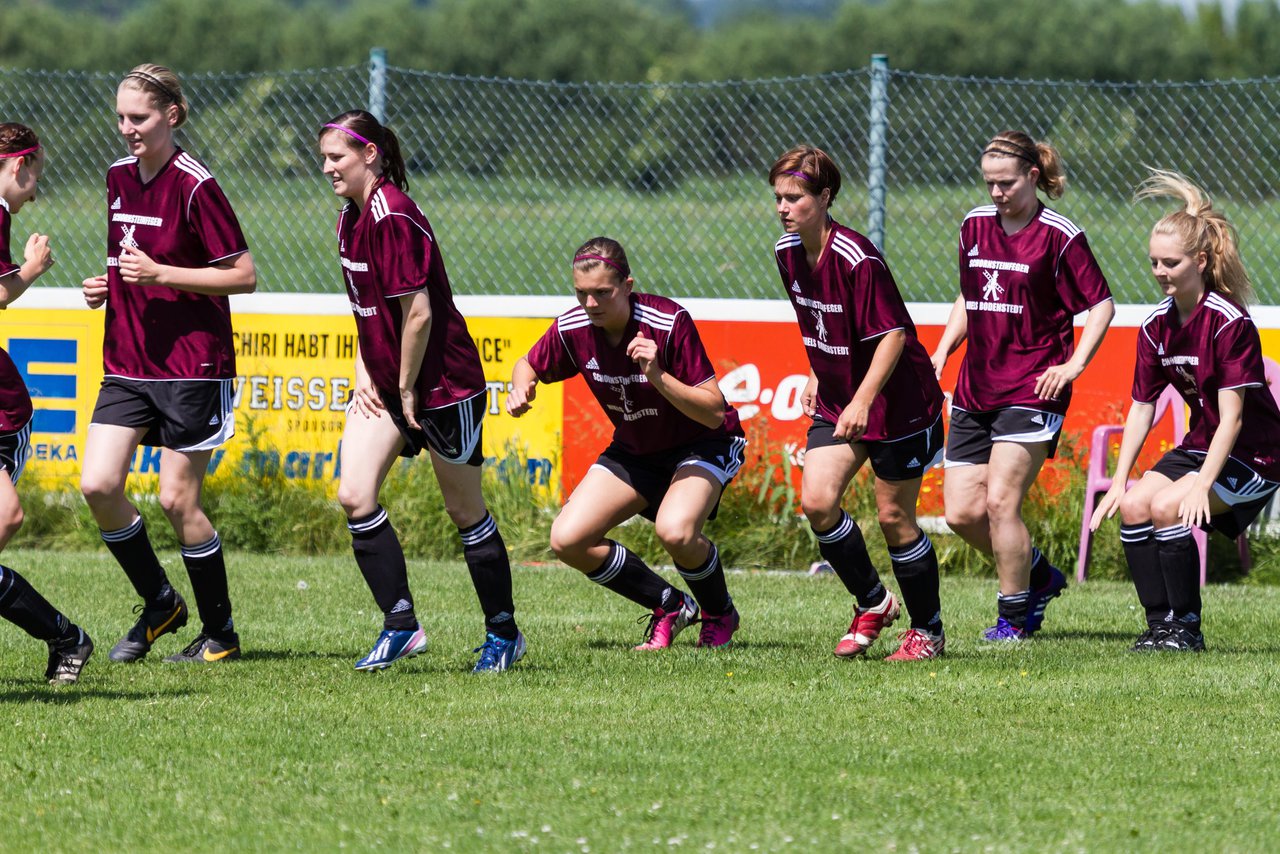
[[574, 254, 626, 276], [0, 146, 40, 159], [784, 170, 811, 181], [324, 123, 380, 153]]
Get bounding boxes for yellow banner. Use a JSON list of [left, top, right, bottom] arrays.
[[5, 307, 561, 492]]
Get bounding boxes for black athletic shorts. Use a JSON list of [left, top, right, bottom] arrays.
[[944, 406, 1064, 466], [0, 422, 32, 485], [592, 434, 748, 522], [1150, 448, 1279, 539], [91, 377, 235, 452], [376, 389, 486, 467], [806, 413, 944, 481]]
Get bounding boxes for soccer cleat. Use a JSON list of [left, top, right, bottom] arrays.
[[1156, 623, 1205, 652], [885, 627, 945, 661], [471, 631, 526, 673], [634, 593, 699, 651], [697, 607, 740, 648], [164, 632, 242, 664], [1129, 623, 1169, 652], [834, 591, 900, 657], [982, 617, 1028, 642], [46, 627, 94, 686], [355, 624, 427, 671], [1024, 564, 1068, 635], [108, 593, 189, 662]]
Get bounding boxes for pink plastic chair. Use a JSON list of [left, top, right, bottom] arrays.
[[1078, 356, 1280, 584]]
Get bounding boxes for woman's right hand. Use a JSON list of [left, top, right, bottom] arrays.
[[82, 275, 109, 309], [352, 377, 384, 419], [800, 375, 818, 418], [1089, 483, 1126, 532], [930, 348, 948, 380], [24, 233, 54, 278], [505, 381, 536, 417]]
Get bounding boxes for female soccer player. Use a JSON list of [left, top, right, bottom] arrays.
[[770, 145, 947, 661], [931, 130, 1115, 641], [507, 237, 745, 650], [80, 64, 256, 664], [0, 124, 93, 684], [1090, 170, 1280, 652], [319, 110, 524, 673]]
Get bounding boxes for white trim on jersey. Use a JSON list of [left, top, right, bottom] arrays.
[[830, 233, 869, 269], [963, 205, 998, 221], [1140, 298, 1173, 350], [635, 304, 678, 332], [109, 156, 138, 169], [1038, 208, 1083, 240], [556, 307, 591, 332], [1206, 292, 1246, 337], [208, 248, 249, 265], [859, 325, 905, 342], [775, 234, 802, 255]]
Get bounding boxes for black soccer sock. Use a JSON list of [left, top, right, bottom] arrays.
[[1121, 522, 1169, 625], [997, 590, 1031, 630], [348, 507, 416, 631], [888, 532, 943, 634], [459, 513, 518, 641], [1156, 524, 1201, 631], [586, 541, 680, 612], [1029, 546, 1052, 590], [675, 542, 732, 616], [813, 512, 885, 608], [100, 515, 171, 606], [181, 532, 234, 637], [0, 565, 73, 643]]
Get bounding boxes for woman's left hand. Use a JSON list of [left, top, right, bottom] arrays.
[[1179, 484, 1213, 530], [118, 244, 164, 286], [399, 387, 420, 430], [1034, 361, 1083, 401], [627, 330, 662, 380]]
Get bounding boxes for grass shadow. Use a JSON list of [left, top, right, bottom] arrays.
[[0, 686, 198, 704]]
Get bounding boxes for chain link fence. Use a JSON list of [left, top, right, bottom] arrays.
[[6, 59, 1280, 303]]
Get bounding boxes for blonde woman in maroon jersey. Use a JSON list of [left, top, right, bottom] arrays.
[[931, 130, 1114, 642], [1090, 169, 1280, 652], [79, 64, 257, 665]]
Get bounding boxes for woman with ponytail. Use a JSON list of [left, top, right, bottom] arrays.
[[80, 64, 257, 666], [318, 110, 525, 673], [1090, 169, 1280, 652], [931, 130, 1115, 642]]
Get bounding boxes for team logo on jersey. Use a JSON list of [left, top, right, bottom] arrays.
[[111, 196, 122, 210], [791, 281, 801, 293], [810, 309, 829, 343], [981, 269, 1005, 302], [967, 245, 979, 257], [119, 223, 138, 249], [585, 357, 600, 370]]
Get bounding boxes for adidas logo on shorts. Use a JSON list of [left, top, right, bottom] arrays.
[[208, 414, 220, 426], [111, 196, 122, 210], [585, 357, 600, 370], [907, 457, 921, 468], [1228, 476, 1238, 489], [1030, 413, 1044, 425]]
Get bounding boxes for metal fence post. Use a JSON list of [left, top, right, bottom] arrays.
[[369, 47, 387, 122], [867, 53, 889, 252]]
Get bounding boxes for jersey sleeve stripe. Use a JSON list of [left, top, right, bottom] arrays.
[[634, 306, 677, 331], [1205, 293, 1244, 322], [775, 234, 802, 253], [963, 205, 997, 221], [1038, 209, 1083, 238], [174, 154, 213, 182], [860, 325, 905, 342]]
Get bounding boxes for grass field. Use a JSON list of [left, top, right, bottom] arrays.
[[2, 548, 1278, 851], [23, 172, 1280, 305]]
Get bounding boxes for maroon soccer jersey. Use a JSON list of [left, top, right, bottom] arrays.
[[1132, 292, 1280, 481], [774, 220, 944, 441], [0, 200, 33, 433], [955, 203, 1112, 415], [526, 292, 743, 455], [102, 150, 247, 379], [336, 179, 485, 409]]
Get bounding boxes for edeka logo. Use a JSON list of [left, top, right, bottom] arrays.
[[9, 338, 77, 433]]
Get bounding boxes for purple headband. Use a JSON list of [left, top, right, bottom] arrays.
[[0, 145, 39, 159], [784, 170, 812, 182], [324, 123, 380, 153], [573, 254, 626, 276]]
